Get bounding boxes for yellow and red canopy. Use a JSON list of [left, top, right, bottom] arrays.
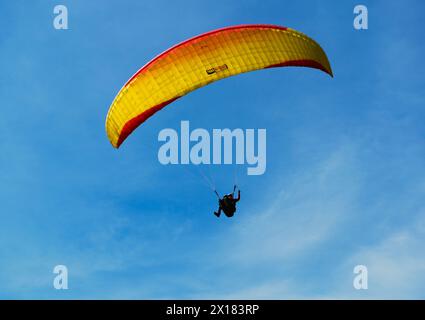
[[106, 24, 333, 148]]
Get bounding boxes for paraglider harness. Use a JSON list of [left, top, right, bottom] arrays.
[[214, 185, 240, 218]]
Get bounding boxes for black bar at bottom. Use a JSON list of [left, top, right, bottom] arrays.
[[0, 300, 422, 318]]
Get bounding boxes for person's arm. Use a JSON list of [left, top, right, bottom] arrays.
[[235, 190, 241, 202]]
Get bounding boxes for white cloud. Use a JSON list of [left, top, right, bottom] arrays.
[[330, 210, 425, 299], [192, 142, 425, 299]]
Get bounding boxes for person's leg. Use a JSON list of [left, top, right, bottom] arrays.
[[214, 207, 222, 217]]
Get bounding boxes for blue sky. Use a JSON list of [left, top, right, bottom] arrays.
[[0, 0, 424, 299]]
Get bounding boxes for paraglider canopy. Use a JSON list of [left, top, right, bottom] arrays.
[[105, 24, 333, 148]]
